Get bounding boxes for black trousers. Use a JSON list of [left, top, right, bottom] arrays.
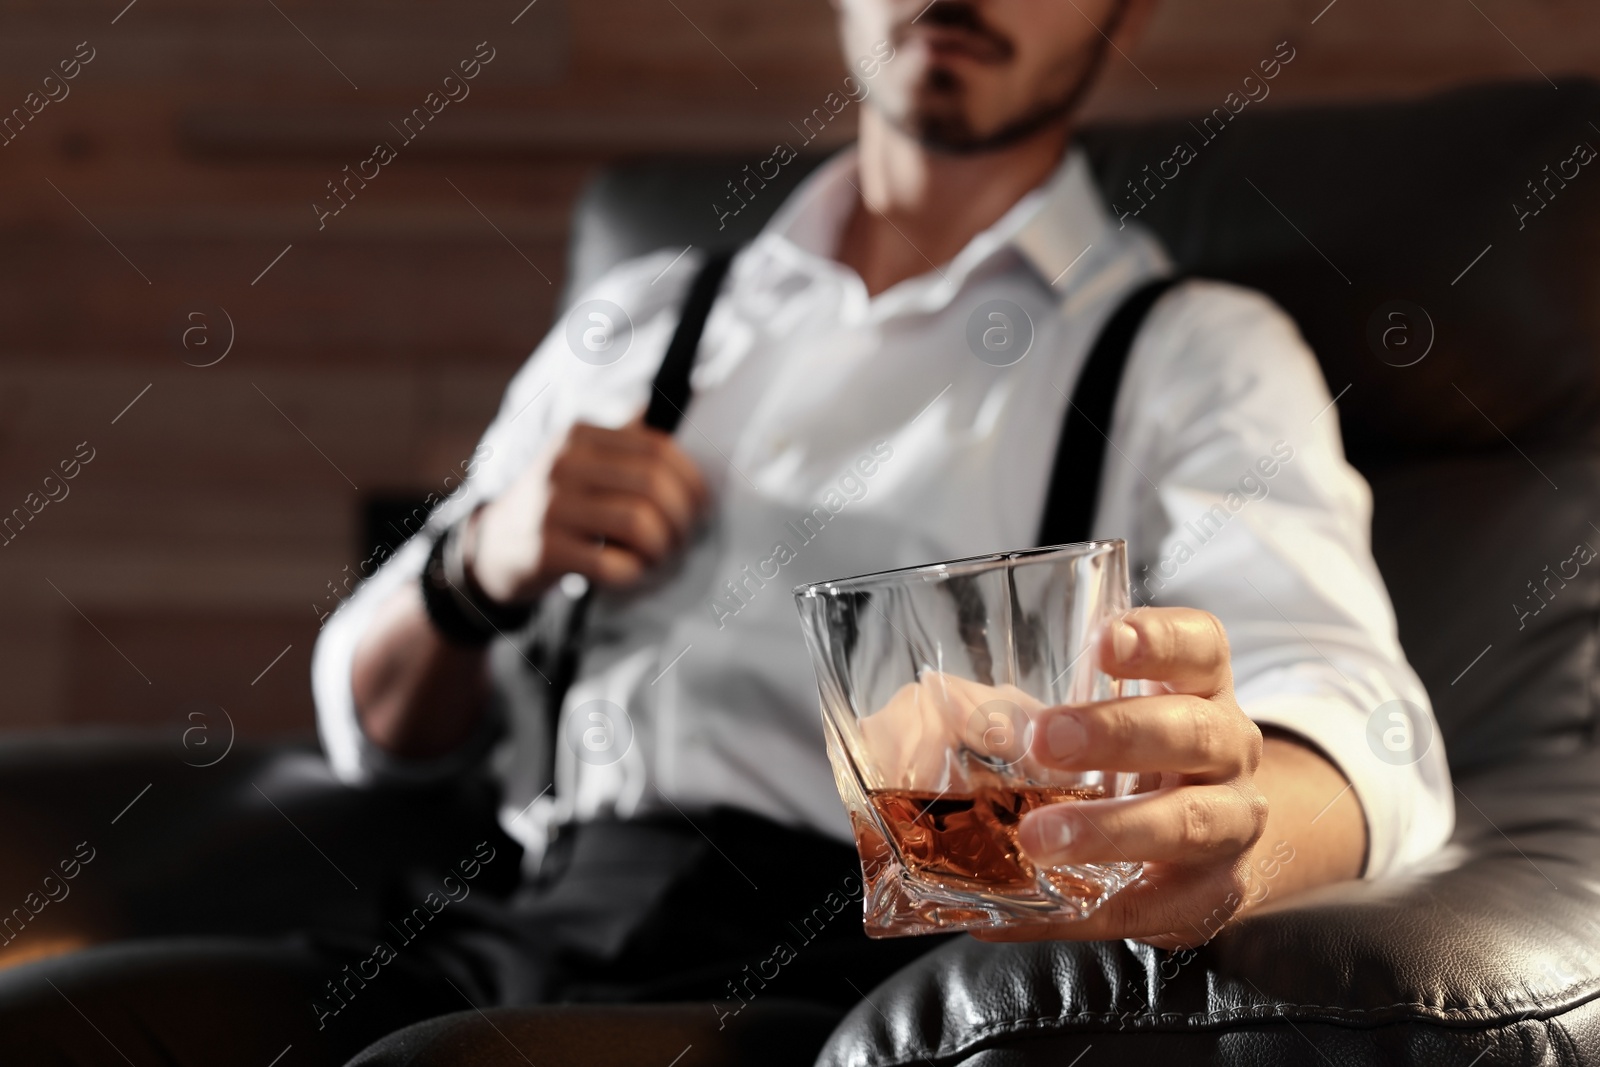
[[0, 808, 946, 1065]]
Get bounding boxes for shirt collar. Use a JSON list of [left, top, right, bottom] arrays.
[[1007, 149, 1120, 296], [752, 144, 1122, 304]]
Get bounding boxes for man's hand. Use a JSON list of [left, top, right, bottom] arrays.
[[471, 420, 710, 604], [352, 418, 708, 760], [976, 607, 1283, 950]]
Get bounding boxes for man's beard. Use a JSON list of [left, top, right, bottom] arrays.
[[885, 0, 1126, 156]]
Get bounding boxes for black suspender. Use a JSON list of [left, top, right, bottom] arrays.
[[544, 248, 738, 775], [1035, 275, 1185, 546], [643, 249, 740, 432]]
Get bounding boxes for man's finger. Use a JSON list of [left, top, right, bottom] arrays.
[[539, 528, 647, 589], [550, 490, 675, 564], [573, 422, 710, 509], [1028, 693, 1262, 780], [553, 451, 701, 542], [1016, 785, 1267, 867], [1099, 607, 1232, 696]]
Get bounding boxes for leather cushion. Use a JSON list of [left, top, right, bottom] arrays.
[[1369, 454, 1600, 772], [1081, 78, 1600, 462], [347, 1001, 843, 1067]]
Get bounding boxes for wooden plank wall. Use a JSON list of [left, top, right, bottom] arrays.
[[0, 0, 1594, 739]]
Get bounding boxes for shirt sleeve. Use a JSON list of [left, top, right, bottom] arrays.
[[1094, 279, 1455, 879], [309, 342, 560, 786], [311, 248, 699, 785]]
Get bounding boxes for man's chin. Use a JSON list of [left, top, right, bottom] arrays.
[[884, 79, 1001, 155], [911, 122, 1010, 157], [881, 64, 1099, 156], [895, 103, 1070, 157]]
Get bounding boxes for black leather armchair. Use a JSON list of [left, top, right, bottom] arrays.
[[3, 80, 1596, 1066]]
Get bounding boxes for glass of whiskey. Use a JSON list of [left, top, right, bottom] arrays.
[[793, 540, 1149, 938]]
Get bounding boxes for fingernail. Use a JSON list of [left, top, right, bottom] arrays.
[[1047, 714, 1087, 760], [1112, 622, 1140, 663], [1024, 811, 1074, 859]]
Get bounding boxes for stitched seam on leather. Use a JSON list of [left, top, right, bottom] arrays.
[[861, 984, 1600, 1067]]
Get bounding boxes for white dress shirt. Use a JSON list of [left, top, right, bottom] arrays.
[[313, 147, 1453, 880]]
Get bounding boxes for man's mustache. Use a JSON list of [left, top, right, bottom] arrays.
[[896, 1, 1015, 63]]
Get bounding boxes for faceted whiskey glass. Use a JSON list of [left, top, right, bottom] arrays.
[[793, 540, 1148, 938]]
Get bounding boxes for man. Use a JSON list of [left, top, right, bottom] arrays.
[[330, 0, 1448, 942], [0, 0, 1452, 1062]]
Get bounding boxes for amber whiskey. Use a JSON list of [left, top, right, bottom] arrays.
[[865, 783, 1104, 891]]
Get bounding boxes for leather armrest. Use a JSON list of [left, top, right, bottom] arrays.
[[818, 748, 1600, 1066], [0, 735, 518, 954]]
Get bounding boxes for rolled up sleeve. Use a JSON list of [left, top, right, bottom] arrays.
[[312, 534, 446, 784], [1096, 279, 1454, 878], [310, 340, 565, 786]]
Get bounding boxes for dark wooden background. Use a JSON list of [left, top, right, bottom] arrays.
[[0, 0, 1594, 739]]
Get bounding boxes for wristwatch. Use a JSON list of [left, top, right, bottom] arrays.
[[420, 506, 535, 647]]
